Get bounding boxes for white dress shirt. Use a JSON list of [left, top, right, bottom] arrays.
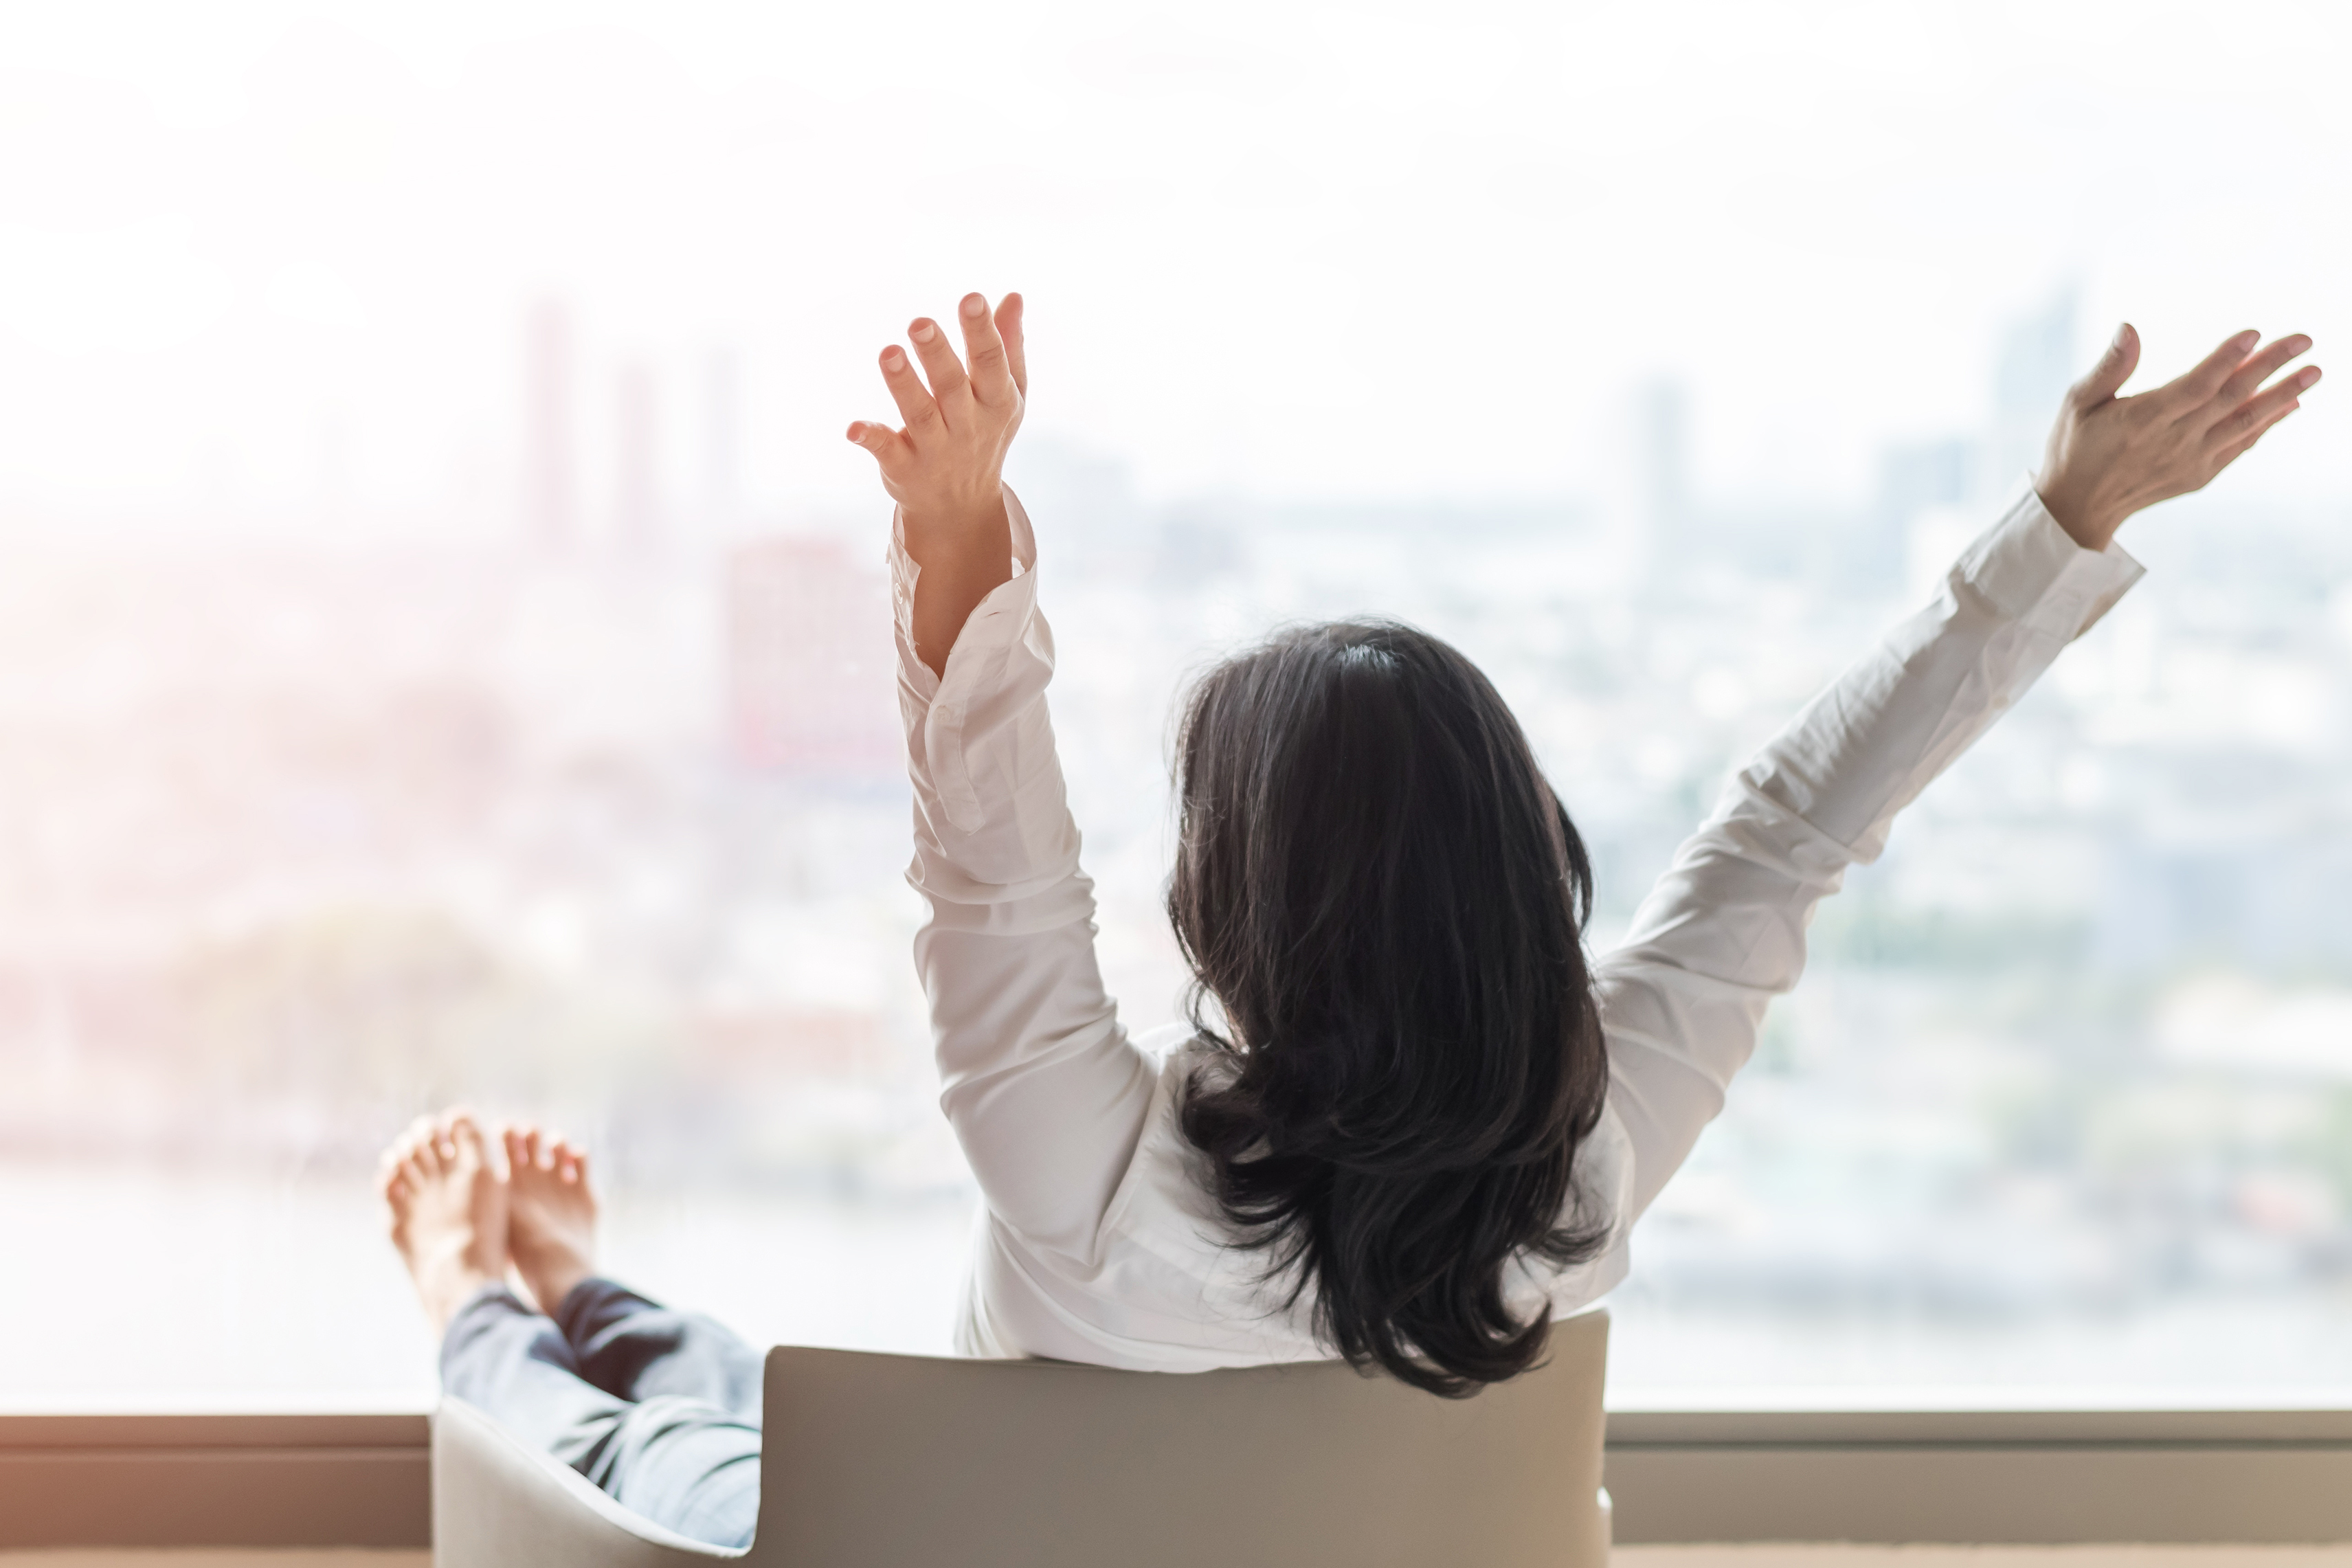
[[891, 486, 2142, 1370]]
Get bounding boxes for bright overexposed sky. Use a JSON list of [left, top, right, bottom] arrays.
[[0, 0, 2346, 533]]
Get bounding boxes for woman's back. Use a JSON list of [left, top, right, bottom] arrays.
[[895, 485, 2138, 1380], [851, 293, 2303, 1389]]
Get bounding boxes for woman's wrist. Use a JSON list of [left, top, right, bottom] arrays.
[[2032, 472, 2127, 553], [901, 489, 1013, 567], [906, 489, 1016, 677]]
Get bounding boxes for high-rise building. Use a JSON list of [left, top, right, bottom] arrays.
[[724, 535, 899, 779], [1875, 436, 1978, 592], [524, 302, 576, 551], [700, 349, 741, 541], [1991, 289, 2076, 491], [1633, 378, 1689, 545], [1626, 378, 1690, 585], [616, 360, 659, 552]]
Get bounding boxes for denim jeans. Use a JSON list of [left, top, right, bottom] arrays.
[[439, 1277, 763, 1549]]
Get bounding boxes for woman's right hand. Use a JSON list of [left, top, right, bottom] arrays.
[[847, 291, 1029, 678], [2035, 324, 2318, 552]]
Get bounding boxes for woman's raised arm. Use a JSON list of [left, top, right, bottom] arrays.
[[848, 296, 1159, 1269], [1595, 325, 2318, 1224]]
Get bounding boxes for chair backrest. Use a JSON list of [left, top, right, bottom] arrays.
[[750, 1308, 1610, 1568], [434, 1308, 1610, 1568]]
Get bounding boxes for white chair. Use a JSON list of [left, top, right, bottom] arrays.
[[433, 1306, 1611, 1568]]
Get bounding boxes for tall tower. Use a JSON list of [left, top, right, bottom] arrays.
[[524, 301, 575, 552], [616, 360, 659, 553], [1631, 378, 1689, 584], [725, 536, 899, 780], [1991, 289, 2076, 492], [701, 348, 741, 541]]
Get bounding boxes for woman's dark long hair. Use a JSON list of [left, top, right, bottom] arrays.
[[1169, 620, 1610, 1397]]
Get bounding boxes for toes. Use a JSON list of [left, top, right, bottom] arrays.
[[385, 1114, 434, 1173], [478, 1120, 590, 1187], [553, 1141, 589, 1187], [407, 1115, 447, 1176], [438, 1106, 478, 1161]]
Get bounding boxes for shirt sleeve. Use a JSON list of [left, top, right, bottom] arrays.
[[895, 487, 1158, 1264], [1594, 488, 2144, 1222]]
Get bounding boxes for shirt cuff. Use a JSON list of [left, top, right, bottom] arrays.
[[1969, 481, 2144, 641]]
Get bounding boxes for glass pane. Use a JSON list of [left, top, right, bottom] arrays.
[[1, 1, 2345, 1403]]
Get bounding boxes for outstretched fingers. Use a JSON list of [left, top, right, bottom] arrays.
[[958, 293, 1016, 405], [2207, 365, 2320, 458], [2209, 335, 2315, 423], [906, 317, 971, 412], [2156, 328, 2261, 414], [996, 293, 1027, 395], [2211, 401, 2305, 471], [878, 345, 941, 436]]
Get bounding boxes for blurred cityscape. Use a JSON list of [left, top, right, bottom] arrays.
[[5, 294, 2352, 1396]]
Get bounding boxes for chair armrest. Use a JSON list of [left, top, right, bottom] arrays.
[[432, 1398, 746, 1567]]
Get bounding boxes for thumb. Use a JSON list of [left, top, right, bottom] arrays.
[[2070, 322, 2139, 409], [846, 421, 908, 471]]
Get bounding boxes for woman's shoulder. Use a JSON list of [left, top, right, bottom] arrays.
[[1095, 1024, 1228, 1237], [1133, 1018, 1210, 1064], [1525, 1097, 1637, 1317], [1130, 1022, 1240, 1105]]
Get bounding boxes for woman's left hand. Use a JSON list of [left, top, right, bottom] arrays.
[[2035, 324, 2318, 552]]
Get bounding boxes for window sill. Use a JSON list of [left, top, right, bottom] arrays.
[[1, 1414, 430, 1551], [6, 1407, 2352, 1548]]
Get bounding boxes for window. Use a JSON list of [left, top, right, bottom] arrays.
[[1, 1, 2345, 1406]]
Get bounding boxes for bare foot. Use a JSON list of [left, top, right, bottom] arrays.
[[379, 1108, 509, 1334], [502, 1123, 599, 1315]]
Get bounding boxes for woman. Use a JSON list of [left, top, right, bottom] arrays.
[[383, 296, 2316, 1545]]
